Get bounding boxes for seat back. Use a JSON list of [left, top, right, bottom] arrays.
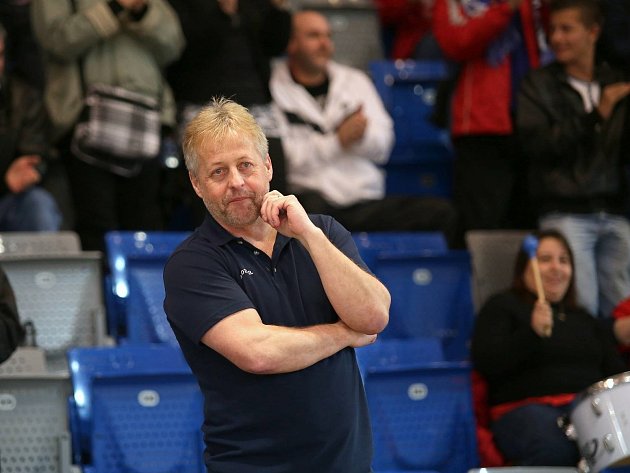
[[370, 60, 454, 165], [0, 231, 81, 256], [0, 371, 73, 473], [356, 338, 445, 377], [126, 267, 178, 345], [0, 253, 106, 371], [373, 251, 475, 360], [67, 345, 204, 473], [0, 346, 47, 376], [353, 231, 448, 270], [370, 60, 456, 198], [360, 356, 478, 473], [465, 230, 530, 312], [104, 231, 190, 342]]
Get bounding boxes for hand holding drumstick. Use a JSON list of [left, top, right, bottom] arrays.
[[523, 235, 553, 337]]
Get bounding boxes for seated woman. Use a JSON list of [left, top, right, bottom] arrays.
[[472, 229, 626, 466]]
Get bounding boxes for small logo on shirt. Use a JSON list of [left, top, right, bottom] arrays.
[[240, 268, 254, 279]]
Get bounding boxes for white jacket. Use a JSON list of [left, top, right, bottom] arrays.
[[269, 60, 394, 207]]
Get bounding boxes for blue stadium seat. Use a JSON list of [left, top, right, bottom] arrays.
[[384, 160, 454, 198], [67, 345, 204, 473], [370, 60, 456, 198], [355, 338, 445, 377], [357, 347, 478, 473], [371, 251, 475, 361], [126, 268, 179, 345], [352, 231, 448, 270], [104, 231, 190, 342], [370, 60, 454, 165]]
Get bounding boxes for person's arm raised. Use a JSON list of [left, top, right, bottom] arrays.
[[201, 308, 376, 374], [261, 191, 391, 335]]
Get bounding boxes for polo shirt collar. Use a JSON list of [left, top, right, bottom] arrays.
[[200, 212, 239, 246]]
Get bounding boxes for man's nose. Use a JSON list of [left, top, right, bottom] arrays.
[[227, 168, 245, 187]]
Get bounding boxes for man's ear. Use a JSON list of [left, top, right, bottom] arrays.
[[189, 171, 204, 199], [590, 24, 601, 42], [264, 154, 273, 182]]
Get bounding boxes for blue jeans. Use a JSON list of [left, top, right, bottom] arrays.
[[540, 213, 630, 318], [0, 187, 62, 231], [492, 403, 579, 466]]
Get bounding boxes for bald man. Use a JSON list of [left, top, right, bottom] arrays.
[[269, 10, 458, 245]]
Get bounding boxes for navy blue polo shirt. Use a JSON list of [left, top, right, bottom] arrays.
[[163, 213, 373, 473]]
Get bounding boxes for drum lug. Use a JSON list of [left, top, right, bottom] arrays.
[[581, 439, 598, 462], [591, 397, 602, 416], [603, 433, 615, 452], [558, 415, 577, 440]]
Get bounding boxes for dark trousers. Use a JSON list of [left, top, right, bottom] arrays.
[[66, 154, 164, 252], [492, 403, 580, 466], [453, 135, 533, 233], [296, 192, 459, 247]]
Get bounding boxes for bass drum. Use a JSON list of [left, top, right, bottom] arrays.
[[570, 371, 630, 473]]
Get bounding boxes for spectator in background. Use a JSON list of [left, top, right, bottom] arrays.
[[376, 0, 442, 60], [31, 0, 185, 251], [0, 266, 23, 364], [517, 0, 630, 318], [0, 0, 45, 90], [166, 0, 290, 111], [164, 0, 291, 229], [433, 0, 552, 233], [270, 10, 458, 244], [0, 21, 61, 232], [472, 229, 626, 466], [596, 0, 630, 73]]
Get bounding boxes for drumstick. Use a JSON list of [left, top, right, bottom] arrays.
[[523, 235, 552, 336]]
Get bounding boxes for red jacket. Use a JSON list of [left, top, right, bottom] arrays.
[[376, 0, 433, 59], [433, 0, 544, 137]]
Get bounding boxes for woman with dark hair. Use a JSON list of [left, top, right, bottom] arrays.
[[471, 229, 626, 467]]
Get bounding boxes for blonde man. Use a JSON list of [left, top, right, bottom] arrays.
[[165, 98, 390, 473]]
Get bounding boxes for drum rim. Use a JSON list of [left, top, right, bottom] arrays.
[[572, 370, 630, 407]]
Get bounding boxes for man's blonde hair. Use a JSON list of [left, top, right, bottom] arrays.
[[182, 97, 269, 176]]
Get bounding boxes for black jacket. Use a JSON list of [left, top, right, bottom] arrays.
[[0, 75, 49, 196], [517, 62, 630, 216], [0, 268, 23, 364], [166, 0, 291, 106], [472, 290, 626, 406]]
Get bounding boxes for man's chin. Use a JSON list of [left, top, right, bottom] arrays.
[[218, 206, 261, 228]]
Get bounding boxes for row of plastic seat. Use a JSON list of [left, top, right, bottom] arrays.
[[352, 231, 479, 472], [103, 230, 476, 363], [7, 230, 629, 473], [370, 59, 456, 198], [1, 343, 476, 473], [101, 230, 479, 473], [0, 230, 478, 473]]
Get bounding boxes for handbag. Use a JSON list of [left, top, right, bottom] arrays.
[[71, 83, 161, 177], [68, 0, 162, 178]]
